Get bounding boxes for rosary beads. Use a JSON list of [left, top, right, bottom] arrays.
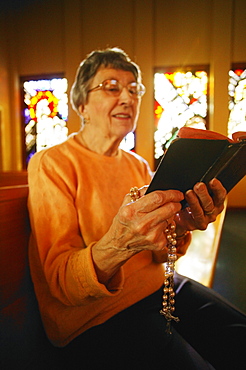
[[160, 221, 180, 334], [129, 187, 180, 334]]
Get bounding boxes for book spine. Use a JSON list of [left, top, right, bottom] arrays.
[[201, 141, 246, 193]]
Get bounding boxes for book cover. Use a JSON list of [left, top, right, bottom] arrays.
[[146, 128, 246, 208]]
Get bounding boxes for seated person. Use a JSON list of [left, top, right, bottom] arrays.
[[28, 47, 246, 370]]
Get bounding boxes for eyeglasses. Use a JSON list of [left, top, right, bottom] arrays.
[[87, 79, 146, 98]]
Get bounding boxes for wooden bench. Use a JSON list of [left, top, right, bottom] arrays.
[[0, 171, 28, 187], [0, 181, 65, 369]]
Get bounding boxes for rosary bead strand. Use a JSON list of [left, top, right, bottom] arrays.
[[160, 221, 180, 334]]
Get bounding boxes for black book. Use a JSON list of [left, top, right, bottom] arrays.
[[146, 127, 246, 208]]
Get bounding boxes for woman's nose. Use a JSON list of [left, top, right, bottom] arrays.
[[118, 87, 134, 104]]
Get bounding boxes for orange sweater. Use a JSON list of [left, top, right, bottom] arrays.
[[28, 133, 190, 347]]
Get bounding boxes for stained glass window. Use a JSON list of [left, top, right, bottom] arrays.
[[154, 67, 208, 166], [120, 132, 135, 152], [22, 76, 68, 164], [228, 66, 246, 138]]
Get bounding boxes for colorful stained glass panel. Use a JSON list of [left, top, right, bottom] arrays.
[[23, 77, 68, 164], [154, 68, 208, 163], [228, 67, 246, 137]]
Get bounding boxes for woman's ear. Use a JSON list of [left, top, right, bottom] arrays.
[[79, 105, 90, 124], [78, 105, 85, 116]]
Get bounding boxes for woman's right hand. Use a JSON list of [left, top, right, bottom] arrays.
[[91, 188, 184, 285]]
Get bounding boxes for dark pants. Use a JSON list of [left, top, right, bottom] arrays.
[[61, 274, 246, 370]]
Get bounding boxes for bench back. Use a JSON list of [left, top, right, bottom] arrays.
[[0, 185, 30, 304], [0, 171, 28, 187], [0, 183, 64, 368]]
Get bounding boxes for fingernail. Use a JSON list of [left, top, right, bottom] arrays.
[[185, 189, 193, 196], [209, 178, 218, 187], [194, 182, 203, 191]]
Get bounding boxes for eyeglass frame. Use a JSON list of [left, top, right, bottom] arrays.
[[87, 79, 146, 98]]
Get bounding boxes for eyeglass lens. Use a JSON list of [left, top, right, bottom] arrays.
[[103, 80, 144, 97]]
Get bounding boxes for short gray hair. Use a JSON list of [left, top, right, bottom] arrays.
[[70, 47, 142, 118]]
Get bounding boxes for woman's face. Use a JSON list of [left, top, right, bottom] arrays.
[[80, 68, 142, 141]]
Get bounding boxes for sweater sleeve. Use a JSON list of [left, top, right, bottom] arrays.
[[28, 150, 124, 307]]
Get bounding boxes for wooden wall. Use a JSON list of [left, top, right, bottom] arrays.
[[0, 0, 245, 206]]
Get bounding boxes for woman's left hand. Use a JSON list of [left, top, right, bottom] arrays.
[[175, 178, 227, 235]]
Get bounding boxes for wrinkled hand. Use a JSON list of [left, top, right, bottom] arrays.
[[113, 186, 183, 253], [92, 186, 184, 285], [175, 178, 227, 234]]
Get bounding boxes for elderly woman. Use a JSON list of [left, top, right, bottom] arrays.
[[28, 48, 245, 369]]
